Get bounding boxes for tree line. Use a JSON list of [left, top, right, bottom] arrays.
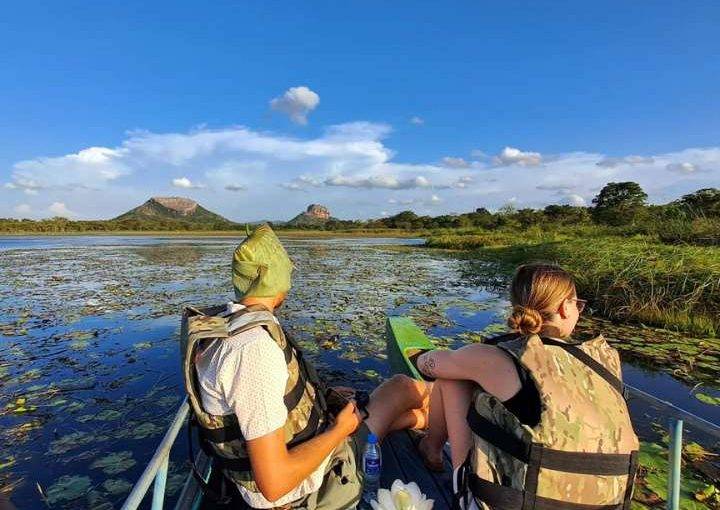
[[283, 184, 719, 242], [1, 184, 718, 243]]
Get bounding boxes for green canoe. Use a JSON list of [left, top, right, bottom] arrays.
[[386, 316, 436, 380]]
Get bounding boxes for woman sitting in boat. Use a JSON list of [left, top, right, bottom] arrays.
[[182, 224, 430, 510], [413, 263, 639, 510]]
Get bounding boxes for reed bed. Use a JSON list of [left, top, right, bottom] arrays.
[[426, 231, 720, 337]]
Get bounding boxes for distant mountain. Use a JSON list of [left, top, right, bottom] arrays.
[[286, 204, 335, 227], [114, 197, 236, 226]]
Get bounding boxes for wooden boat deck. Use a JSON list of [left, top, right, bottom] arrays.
[[361, 430, 454, 509], [181, 429, 454, 510]]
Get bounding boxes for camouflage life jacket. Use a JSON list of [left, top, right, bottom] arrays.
[[181, 303, 328, 494], [458, 334, 639, 510]]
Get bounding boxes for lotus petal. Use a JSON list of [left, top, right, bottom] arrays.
[[377, 488, 395, 510]]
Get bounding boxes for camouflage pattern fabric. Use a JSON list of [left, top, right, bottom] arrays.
[[182, 304, 324, 495], [468, 334, 639, 507], [232, 224, 293, 300]]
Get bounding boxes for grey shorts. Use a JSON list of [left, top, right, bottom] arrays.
[[289, 423, 371, 510]]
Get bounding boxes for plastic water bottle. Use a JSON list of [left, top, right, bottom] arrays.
[[362, 432, 382, 503]]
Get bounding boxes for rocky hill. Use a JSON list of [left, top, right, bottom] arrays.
[[114, 197, 236, 226], [286, 204, 334, 227]]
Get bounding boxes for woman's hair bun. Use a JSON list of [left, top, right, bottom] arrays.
[[507, 305, 543, 335]]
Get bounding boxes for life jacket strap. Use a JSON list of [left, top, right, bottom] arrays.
[[538, 338, 627, 399], [467, 474, 628, 510], [466, 407, 637, 475], [199, 423, 244, 444]]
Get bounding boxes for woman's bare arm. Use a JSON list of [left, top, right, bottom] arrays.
[[416, 344, 521, 401]]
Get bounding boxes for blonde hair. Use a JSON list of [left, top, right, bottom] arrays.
[[507, 263, 576, 335]]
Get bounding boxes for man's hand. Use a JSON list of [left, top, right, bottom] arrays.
[[248, 402, 360, 502], [333, 401, 361, 436]]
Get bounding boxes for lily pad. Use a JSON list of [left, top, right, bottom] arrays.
[[95, 409, 122, 421], [0, 457, 16, 470], [694, 393, 720, 406], [636, 442, 709, 509], [90, 451, 136, 475], [102, 478, 133, 495], [130, 422, 164, 439], [49, 432, 96, 455], [46, 475, 92, 504]]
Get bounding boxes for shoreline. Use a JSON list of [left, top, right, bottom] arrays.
[[0, 229, 419, 238]]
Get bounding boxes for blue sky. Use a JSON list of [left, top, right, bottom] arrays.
[[1, 1, 718, 221]]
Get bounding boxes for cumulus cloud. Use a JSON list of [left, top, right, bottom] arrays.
[[172, 177, 204, 189], [441, 157, 470, 168], [410, 116, 424, 125], [493, 147, 542, 167], [387, 194, 442, 207], [4, 118, 719, 219], [279, 182, 305, 191], [596, 155, 655, 168], [561, 193, 587, 206], [666, 162, 698, 174], [270, 86, 320, 125], [48, 202, 76, 218], [325, 174, 431, 189], [454, 176, 474, 188]]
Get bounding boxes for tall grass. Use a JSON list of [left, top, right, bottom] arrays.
[[426, 230, 720, 337]]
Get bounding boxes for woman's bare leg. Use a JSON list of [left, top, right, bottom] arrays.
[[419, 379, 475, 468], [364, 375, 429, 439]]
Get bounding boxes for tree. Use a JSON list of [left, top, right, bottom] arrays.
[[591, 182, 648, 225], [677, 188, 720, 217], [543, 204, 590, 225], [383, 210, 418, 229]]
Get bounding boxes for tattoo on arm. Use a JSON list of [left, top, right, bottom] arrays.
[[421, 352, 437, 378]]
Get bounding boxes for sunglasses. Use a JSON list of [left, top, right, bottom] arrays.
[[568, 298, 587, 313]]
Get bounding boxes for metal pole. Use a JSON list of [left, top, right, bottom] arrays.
[[667, 419, 683, 510], [121, 399, 189, 510], [151, 456, 169, 510]]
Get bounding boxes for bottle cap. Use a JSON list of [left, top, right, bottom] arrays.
[[367, 432, 378, 444]]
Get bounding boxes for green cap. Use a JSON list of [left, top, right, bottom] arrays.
[[232, 224, 293, 300]]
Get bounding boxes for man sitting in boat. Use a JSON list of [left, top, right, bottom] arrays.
[[411, 263, 639, 509], [182, 224, 430, 509]]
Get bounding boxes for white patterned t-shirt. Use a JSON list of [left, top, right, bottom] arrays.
[[194, 304, 331, 508]]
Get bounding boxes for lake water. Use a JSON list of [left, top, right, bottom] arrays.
[[0, 236, 718, 509]]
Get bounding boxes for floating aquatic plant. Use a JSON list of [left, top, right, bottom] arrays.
[[90, 451, 136, 475]]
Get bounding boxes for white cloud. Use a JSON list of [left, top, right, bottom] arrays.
[[596, 155, 655, 168], [279, 182, 305, 191], [666, 162, 698, 174], [48, 202, 76, 218], [441, 157, 470, 168], [4, 118, 719, 219], [270, 86, 320, 125], [493, 146, 542, 167], [224, 184, 245, 192], [561, 193, 587, 206], [410, 116, 424, 125], [13, 204, 32, 215], [172, 176, 205, 189], [454, 176, 474, 188], [324, 174, 432, 189], [387, 194, 441, 207]]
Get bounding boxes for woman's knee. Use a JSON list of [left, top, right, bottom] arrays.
[[388, 374, 425, 405]]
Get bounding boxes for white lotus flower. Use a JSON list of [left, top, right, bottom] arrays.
[[370, 479, 434, 510]]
